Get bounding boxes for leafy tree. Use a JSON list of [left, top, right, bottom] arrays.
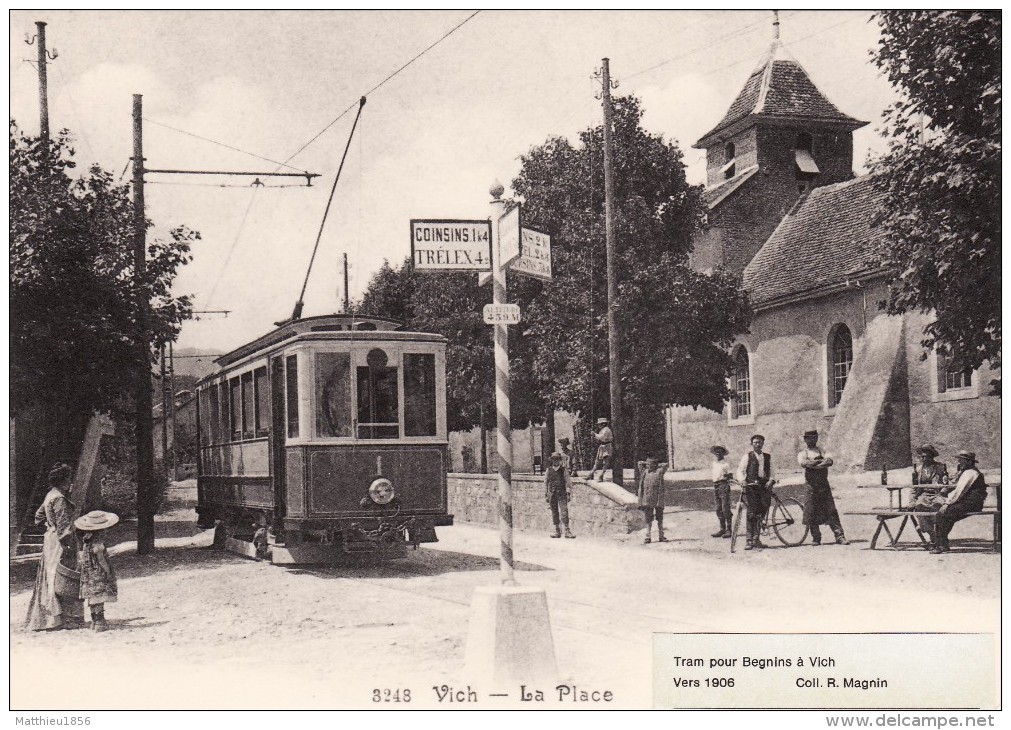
[[10, 122, 196, 463], [512, 96, 752, 462], [870, 11, 1000, 373], [359, 96, 751, 468]]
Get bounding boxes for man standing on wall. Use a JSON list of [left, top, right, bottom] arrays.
[[590, 418, 614, 482]]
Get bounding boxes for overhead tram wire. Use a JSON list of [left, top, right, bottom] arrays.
[[142, 117, 310, 174], [203, 184, 262, 310], [622, 10, 799, 82], [276, 10, 480, 171]]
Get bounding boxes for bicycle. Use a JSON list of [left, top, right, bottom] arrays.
[[729, 481, 809, 552]]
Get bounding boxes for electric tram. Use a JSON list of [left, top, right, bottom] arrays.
[[194, 313, 453, 563]]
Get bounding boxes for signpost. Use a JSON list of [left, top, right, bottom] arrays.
[[412, 182, 556, 684], [510, 226, 552, 281], [410, 219, 492, 271], [482, 303, 521, 325], [498, 204, 522, 267]]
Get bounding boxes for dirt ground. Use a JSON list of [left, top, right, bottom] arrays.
[[9, 480, 1001, 710]]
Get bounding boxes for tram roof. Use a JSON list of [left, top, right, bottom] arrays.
[[209, 314, 447, 371]]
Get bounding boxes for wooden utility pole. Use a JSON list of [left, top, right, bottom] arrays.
[[169, 340, 177, 480], [35, 21, 50, 142], [600, 58, 624, 485], [160, 344, 169, 480], [25, 20, 56, 142], [342, 252, 350, 313], [133, 94, 156, 555]]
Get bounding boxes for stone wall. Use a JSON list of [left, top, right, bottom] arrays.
[[447, 473, 644, 537], [667, 291, 1001, 472]]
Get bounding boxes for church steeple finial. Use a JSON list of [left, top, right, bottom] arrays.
[[772, 10, 780, 41]]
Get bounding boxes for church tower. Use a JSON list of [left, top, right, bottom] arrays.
[[690, 14, 868, 276]]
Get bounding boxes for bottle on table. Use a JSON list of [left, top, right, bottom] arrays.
[[911, 464, 919, 485], [881, 464, 888, 486]]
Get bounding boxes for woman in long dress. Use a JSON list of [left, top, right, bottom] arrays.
[[25, 463, 84, 631]]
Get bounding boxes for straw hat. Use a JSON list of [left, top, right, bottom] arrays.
[[596, 417, 609, 425], [917, 444, 939, 458], [710, 445, 729, 457], [955, 450, 977, 463], [75, 510, 120, 531]]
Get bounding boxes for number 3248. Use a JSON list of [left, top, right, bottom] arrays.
[[373, 688, 411, 702]]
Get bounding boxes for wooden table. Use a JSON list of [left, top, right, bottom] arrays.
[[850, 482, 1001, 550]]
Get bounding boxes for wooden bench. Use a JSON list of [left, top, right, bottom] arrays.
[[846, 509, 1001, 551]]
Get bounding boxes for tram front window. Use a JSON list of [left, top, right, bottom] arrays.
[[316, 353, 353, 438], [357, 365, 399, 439]]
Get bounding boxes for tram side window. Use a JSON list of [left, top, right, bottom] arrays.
[[357, 364, 399, 439], [230, 378, 242, 441], [404, 353, 437, 437], [198, 389, 211, 447], [254, 367, 269, 438], [218, 382, 229, 443], [241, 372, 255, 439], [285, 355, 299, 438], [316, 353, 353, 437], [208, 385, 220, 444]]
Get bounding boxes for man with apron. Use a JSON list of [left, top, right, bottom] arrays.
[[797, 430, 849, 546]]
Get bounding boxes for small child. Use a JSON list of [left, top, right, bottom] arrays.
[[637, 456, 669, 544], [75, 510, 120, 632], [544, 452, 575, 539], [710, 445, 734, 538]]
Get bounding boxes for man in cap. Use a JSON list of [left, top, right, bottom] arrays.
[[544, 452, 575, 539], [736, 434, 774, 549], [637, 455, 670, 544], [590, 417, 614, 481], [930, 450, 988, 554], [797, 429, 849, 546], [710, 445, 734, 538], [558, 437, 576, 478]]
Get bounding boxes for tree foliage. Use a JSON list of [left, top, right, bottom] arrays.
[[870, 11, 1001, 371], [358, 96, 752, 457], [10, 122, 197, 438]]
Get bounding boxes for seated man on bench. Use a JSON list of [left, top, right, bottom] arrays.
[[906, 443, 951, 543], [930, 450, 988, 554]]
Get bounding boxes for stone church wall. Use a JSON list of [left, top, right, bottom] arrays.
[[668, 290, 1000, 473]]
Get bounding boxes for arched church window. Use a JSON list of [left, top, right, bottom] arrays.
[[731, 346, 751, 418], [829, 324, 853, 407]]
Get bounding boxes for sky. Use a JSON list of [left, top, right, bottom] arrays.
[[9, 10, 899, 354]]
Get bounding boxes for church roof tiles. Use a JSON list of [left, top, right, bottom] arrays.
[[695, 43, 866, 149], [742, 175, 887, 308]]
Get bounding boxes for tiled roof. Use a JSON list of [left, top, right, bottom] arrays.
[[742, 175, 886, 307], [701, 165, 759, 209], [695, 43, 866, 148]]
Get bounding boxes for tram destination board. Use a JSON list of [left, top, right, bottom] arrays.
[[411, 219, 492, 272]]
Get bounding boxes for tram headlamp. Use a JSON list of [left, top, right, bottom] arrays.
[[368, 478, 395, 505]]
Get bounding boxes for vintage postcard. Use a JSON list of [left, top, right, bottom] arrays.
[[9, 9, 1000, 721]]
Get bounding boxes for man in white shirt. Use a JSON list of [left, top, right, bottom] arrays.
[[931, 450, 988, 554], [736, 435, 774, 550]]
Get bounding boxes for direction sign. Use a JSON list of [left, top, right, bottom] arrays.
[[483, 303, 521, 325], [509, 227, 552, 280], [498, 205, 522, 267], [411, 219, 492, 271]]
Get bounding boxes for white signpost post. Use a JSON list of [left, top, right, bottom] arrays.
[[411, 184, 556, 685]]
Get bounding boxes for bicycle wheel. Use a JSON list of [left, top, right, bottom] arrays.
[[729, 495, 746, 553], [770, 495, 809, 547]]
